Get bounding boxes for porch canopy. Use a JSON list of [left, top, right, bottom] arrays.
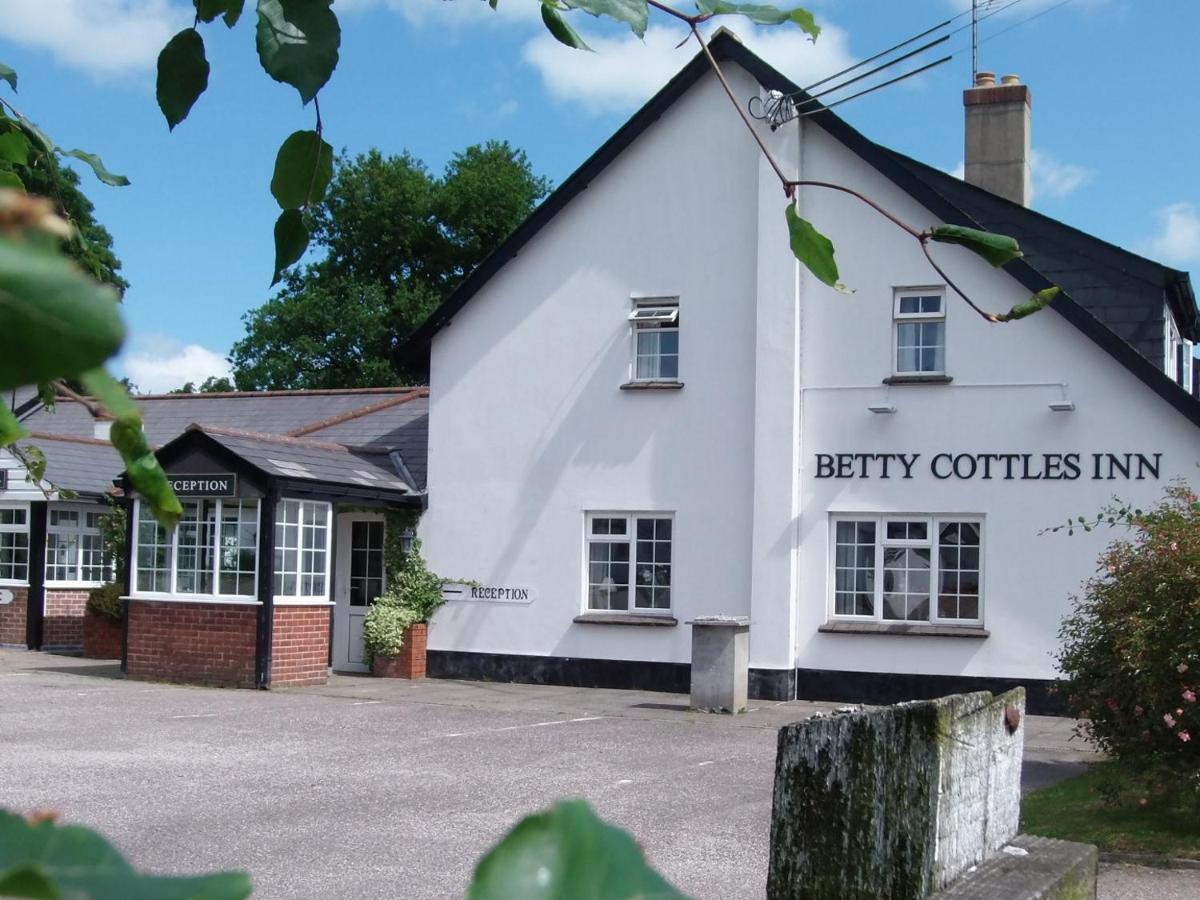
[[115, 424, 423, 688]]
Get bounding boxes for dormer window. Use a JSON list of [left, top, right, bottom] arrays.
[[894, 289, 945, 376], [629, 297, 679, 382]]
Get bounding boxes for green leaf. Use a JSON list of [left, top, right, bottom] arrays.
[[0, 170, 23, 190], [0, 810, 249, 899], [562, 0, 649, 38], [694, 1, 819, 38], [156, 28, 210, 130], [468, 800, 687, 900], [784, 203, 845, 291], [0, 237, 124, 391], [272, 208, 308, 285], [16, 117, 55, 157], [0, 63, 16, 92], [995, 286, 1060, 322], [0, 864, 55, 899], [0, 127, 30, 165], [929, 224, 1023, 267], [270, 129, 334, 210], [62, 149, 130, 187], [22, 445, 47, 483], [81, 370, 184, 529], [196, 0, 245, 26], [0, 403, 27, 446], [541, 3, 594, 51], [255, 0, 341, 105]]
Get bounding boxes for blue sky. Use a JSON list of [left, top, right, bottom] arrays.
[[1, 0, 1197, 391]]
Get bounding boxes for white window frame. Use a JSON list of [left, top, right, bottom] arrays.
[[44, 503, 111, 587], [629, 296, 680, 382], [0, 502, 30, 586], [583, 511, 674, 615], [828, 513, 984, 627], [1166, 313, 1193, 389], [893, 287, 946, 376], [130, 498, 262, 604], [273, 499, 334, 604]]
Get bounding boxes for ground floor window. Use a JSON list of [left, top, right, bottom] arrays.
[[586, 512, 673, 613], [0, 505, 29, 583], [274, 500, 332, 600], [134, 499, 260, 599], [46, 506, 109, 585], [830, 515, 982, 625]]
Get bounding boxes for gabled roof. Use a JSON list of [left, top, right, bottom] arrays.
[[16, 433, 123, 498], [398, 31, 1200, 429]]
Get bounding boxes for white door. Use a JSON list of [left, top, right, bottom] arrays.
[[332, 513, 386, 672]]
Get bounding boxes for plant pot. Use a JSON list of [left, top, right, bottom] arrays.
[[82, 611, 122, 660], [371, 622, 428, 679]]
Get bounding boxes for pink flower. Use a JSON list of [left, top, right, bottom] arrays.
[[1139, 798, 1149, 807], [1180, 663, 1190, 674], [1106, 697, 1120, 712], [1164, 713, 1177, 728], [1170, 542, 1179, 552], [1184, 690, 1197, 704], [1180, 731, 1192, 743], [1134, 705, 1145, 716]]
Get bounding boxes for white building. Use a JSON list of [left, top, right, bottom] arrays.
[[404, 33, 1199, 712]]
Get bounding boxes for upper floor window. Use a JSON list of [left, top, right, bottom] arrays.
[[629, 297, 679, 381], [893, 289, 945, 375], [586, 512, 673, 614], [1166, 314, 1193, 391], [46, 506, 109, 585], [0, 505, 29, 584], [831, 514, 982, 626]]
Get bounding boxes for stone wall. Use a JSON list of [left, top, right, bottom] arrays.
[[768, 689, 1025, 900], [0, 586, 28, 646], [125, 600, 257, 688]]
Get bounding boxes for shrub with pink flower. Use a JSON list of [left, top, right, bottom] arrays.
[[1057, 483, 1200, 808]]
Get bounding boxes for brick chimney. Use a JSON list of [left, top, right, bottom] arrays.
[[963, 72, 1031, 206]]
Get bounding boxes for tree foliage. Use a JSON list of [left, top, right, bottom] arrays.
[[171, 375, 236, 394], [230, 142, 549, 389]]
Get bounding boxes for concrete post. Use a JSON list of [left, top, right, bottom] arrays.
[[689, 616, 750, 713]]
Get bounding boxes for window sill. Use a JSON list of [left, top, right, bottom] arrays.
[[882, 374, 953, 385], [123, 595, 262, 606], [573, 613, 678, 627], [819, 621, 988, 639], [619, 380, 685, 391]]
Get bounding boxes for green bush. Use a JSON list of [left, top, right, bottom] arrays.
[[361, 538, 446, 661], [85, 582, 122, 623], [1057, 483, 1200, 807]]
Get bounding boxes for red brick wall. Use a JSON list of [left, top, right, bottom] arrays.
[[43, 588, 89, 650], [0, 586, 27, 646], [271, 605, 330, 687], [83, 612, 122, 659], [126, 600, 257, 688]]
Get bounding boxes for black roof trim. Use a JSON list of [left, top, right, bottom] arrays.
[[1168, 270, 1199, 342], [399, 32, 1200, 429]]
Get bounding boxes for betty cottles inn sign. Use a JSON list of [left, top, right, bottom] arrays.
[[813, 452, 1163, 481]]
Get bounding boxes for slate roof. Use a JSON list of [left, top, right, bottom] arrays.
[[18, 387, 430, 496], [398, 31, 1200, 428], [18, 434, 123, 498], [190, 426, 417, 495]]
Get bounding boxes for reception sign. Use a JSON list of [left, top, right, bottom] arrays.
[[166, 473, 238, 497]]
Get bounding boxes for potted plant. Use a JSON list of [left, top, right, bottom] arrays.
[[363, 539, 445, 679], [83, 582, 122, 660]]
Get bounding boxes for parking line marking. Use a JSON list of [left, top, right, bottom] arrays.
[[441, 715, 606, 738], [170, 713, 218, 719], [697, 761, 715, 767], [350, 700, 383, 706]]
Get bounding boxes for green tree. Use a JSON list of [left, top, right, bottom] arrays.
[[230, 142, 549, 390], [171, 375, 235, 394], [0, 160, 127, 293]]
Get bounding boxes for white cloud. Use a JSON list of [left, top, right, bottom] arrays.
[[122, 337, 232, 394], [338, 0, 539, 28], [0, 1, 191, 78], [1137, 203, 1200, 268], [1030, 149, 1091, 201], [523, 23, 855, 114]]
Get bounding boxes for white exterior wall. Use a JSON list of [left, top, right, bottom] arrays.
[[790, 124, 1200, 680], [423, 59, 1200, 684], [423, 70, 766, 664]]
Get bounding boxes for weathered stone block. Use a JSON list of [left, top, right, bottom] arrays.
[[767, 689, 1025, 899], [689, 616, 750, 713]]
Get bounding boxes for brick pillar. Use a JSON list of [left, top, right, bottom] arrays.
[[0, 586, 28, 646], [270, 604, 331, 687]]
